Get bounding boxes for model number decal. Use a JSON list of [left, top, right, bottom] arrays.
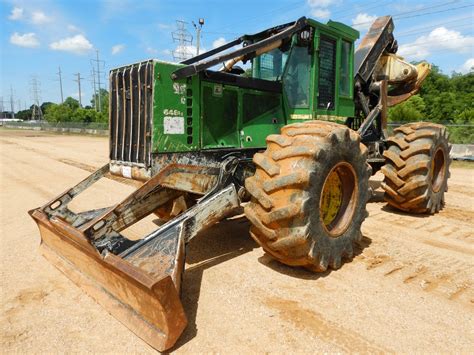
[[172, 83, 186, 95], [164, 116, 184, 134], [163, 109, 183, 116]]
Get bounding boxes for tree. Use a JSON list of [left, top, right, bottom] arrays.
[[91, 88, 109, 114], [41, 102, 54, 113], [63, 97, 80, 110], [44, 103, 74, 122], [16, 109, 32, 120], [388, 95, 426, 122]]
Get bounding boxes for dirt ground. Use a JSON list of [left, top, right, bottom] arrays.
[[1, 129, 473, 353]]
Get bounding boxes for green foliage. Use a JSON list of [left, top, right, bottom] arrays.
[[44, 103, 74, 122], [389, 66, 473, 143], [64, 97, 80, 110], [43, 91, 109, 124], [16, 109, 32, 120], [40, 102, 54, 113], [388, 95, 425, 122], [90, 89, 109, 116]]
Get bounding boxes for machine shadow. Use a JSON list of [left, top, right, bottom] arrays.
[[170, 215, 258, 351], [170, 214, 373, 350], [257, 234, 372, 280]]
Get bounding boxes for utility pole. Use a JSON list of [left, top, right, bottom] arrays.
[[90, 67, 98, 111], [192, 18, 204, 56], [10, 86, 15, 119], [73, 73, 84, 107], [57, 66, 64, 103], [91, 50, 104, 112], [172, 20, 193, 62]]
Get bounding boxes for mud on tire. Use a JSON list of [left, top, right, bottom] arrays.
[[381, 122, 451, 214], [244, 121, 371, 272]]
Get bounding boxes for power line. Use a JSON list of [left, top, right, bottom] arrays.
[[399, 32, 474, 48], [397, 23, 473, 39], [352, 3, 473, 28], [396, 16, 473, 36]]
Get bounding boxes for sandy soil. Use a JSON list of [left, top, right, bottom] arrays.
[[1, 129, 473, 353]]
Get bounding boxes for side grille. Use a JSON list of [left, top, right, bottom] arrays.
[[109, 60, 153, 167], [318, 36, 336, 110]]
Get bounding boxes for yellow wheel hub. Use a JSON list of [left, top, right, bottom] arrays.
[[321, 170, 343, 227], [319, 162, 358, 238]]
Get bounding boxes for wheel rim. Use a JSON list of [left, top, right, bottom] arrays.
[[431, 148, 446, 193], [320, 162, 358, 238]]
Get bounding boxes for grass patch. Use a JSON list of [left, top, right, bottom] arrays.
[[451, 160, 474, 169]]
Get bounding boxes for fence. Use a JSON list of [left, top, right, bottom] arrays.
[[2, 120, 473, 143], [2, 120, 109, 135]]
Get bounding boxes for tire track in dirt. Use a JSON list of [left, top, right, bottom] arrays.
[[263, 296, 389, 353], [359, 209, 474, 307], [1, 136, 140, 188]]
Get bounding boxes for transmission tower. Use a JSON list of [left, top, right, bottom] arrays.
[[89, 67, 98, 111], [172, 20, 193, 62], [29, 76, 43, 120], [90, 50, 105, 112]]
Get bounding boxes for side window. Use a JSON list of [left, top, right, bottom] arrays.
[[340, 41, 351, 97], [283, 46, 311, 108], [256, 49, 288, 81], [318, 36, 336, 110]]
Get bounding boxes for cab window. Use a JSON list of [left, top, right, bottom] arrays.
[[283, 46, 311, 108]]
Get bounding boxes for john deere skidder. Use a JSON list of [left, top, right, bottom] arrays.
[[30, 16, 450, 351]]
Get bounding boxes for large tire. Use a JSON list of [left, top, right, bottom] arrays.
[[244, 121, 371, 272], [381, 122, 451, 214]]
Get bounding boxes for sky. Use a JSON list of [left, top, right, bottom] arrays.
[[1, 0, 473, 111]]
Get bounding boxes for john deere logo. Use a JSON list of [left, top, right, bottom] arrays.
[[213, 84, 223, 97]]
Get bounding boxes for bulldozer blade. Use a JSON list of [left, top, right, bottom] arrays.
[[28, 159, 241, 351], [29, 208, 187, 351]]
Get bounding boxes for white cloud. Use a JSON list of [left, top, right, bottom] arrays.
[[146, 46, 158, 54], [311, 8, 331, 19], [460, 58, 474, 74], [352, 13, 378, 31], [307, 0, 337, 20], [31, 11, 52, 25], [50, 35, 93, 55], [111, 44, 125, 55], [67, 24, 81, 33], [10, 32, 40, 48], [8, 7, 23, 20], [161, 49, 172, 56], [212, 37, 226, 49], [307, 0, 337, 7], [398, 27, 474, 60], [158, 23, 172, 30]]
